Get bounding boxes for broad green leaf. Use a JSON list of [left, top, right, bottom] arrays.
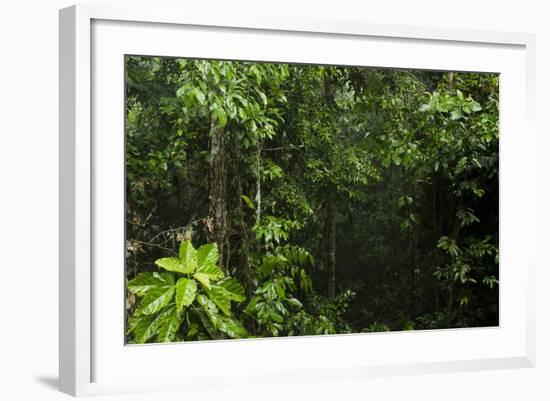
[[196, 309, 221, 339], [155, 257, 184, 273], [130, 306, 177, 343], [130, 315, 156, 343], [128, 272, 169, 296], [135, 286, 175, 316], [178, 240, 197, 273], [217, 316, 248, 339], [193, 272, 211, 289], [217, 277, 246, 302], [175, 278, 197, 312], [195, 260, 224, 280], [156, 306, 181, 342], [196, 294, 222, 328], [153, 272, 175, 286], [207, 286, 232, 316], [196, 243, 219, 268]]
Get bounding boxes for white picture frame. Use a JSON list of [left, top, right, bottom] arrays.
[[59, 3, 536, 397]]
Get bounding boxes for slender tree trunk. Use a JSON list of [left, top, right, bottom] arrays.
[[327, 191, 337, 298], [447, 71, 455, 91], [235, 169, 248, 267], [254, 143, 262, 225], [208, 121, 228, 269]]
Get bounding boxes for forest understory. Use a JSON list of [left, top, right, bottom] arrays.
[[124, 56, 499, 343]]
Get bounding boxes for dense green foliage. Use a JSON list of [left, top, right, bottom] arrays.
[[125, 56, 499, 343]]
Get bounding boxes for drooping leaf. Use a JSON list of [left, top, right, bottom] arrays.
[[217, 315, 248, 338], [128, 272, 171, 296], [286, 297, 303, 309], [258, 91, 267, 106], [130, 315, 157, 343], [135, 285, 175, 316], [175, 278, 197, 312], [196, 309, 221, 340], [196, 294, 222, 327], [130, 305, 179, 343], [207, 286, 232, 316], [218, 277, 246, 302], [241, 194, 255, 211], [156, 305, 181, 342]]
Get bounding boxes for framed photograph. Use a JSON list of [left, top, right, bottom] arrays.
[[59, 4, 536, 396]]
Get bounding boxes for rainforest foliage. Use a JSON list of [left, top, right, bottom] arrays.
[[125, 56, 499, 343]]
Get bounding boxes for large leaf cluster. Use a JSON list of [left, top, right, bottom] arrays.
[[127, 240, 247, 343]]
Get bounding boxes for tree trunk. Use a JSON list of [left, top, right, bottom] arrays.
[[208, 122, 228, 269], [326, 192, 337, 298], [254, 143, 262, 225]]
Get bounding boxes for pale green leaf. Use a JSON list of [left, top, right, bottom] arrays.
[[193, 272, 211, 289], [175, 278, 197, 312], [196, 243, 219, 268], [135, 286, 175, 316], [196, 294, 222, 327], [153, 272, 175, 286], [178, 240, 197, 274], [195, 260, 224, 280], [155, 257, 184, 273], [128, 272, 170, 296]]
